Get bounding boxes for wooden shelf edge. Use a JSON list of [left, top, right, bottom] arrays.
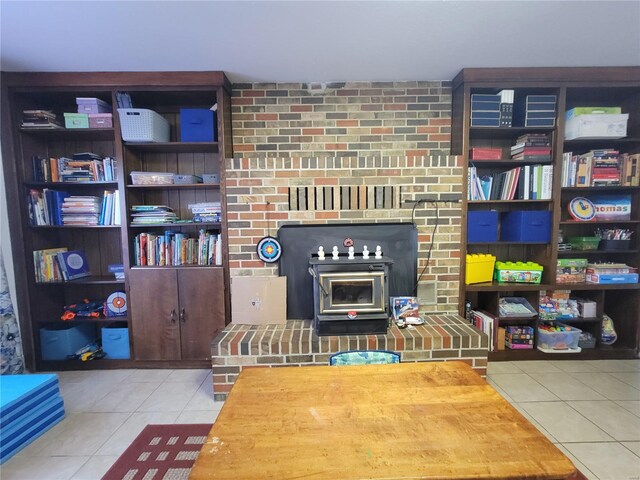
[[489, 346, 638, 361]]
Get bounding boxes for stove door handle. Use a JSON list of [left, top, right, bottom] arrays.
[[308, 267, 330, 297]]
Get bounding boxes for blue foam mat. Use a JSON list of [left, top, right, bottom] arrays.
[[0, 404, 65, 464], [1, 395, 64, 441], [0, 382, 60, 430], [0, 374, 59, 420]]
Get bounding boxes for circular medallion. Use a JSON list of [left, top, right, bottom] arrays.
[[343, 237, 354, 248], [347, 311, 357, 319], [568, 197, 596, 221], [257, 236, 282, 263]]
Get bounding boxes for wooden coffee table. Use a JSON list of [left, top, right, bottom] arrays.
[[190, 361, 578, 479]]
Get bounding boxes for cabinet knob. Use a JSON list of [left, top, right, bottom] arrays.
[[180, 307, 186, 323], [170, 309, 176, 323]]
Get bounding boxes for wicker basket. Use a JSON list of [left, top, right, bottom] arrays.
[[118, 108, 170, 142]]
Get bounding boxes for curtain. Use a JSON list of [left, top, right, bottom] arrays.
[[0, 253, 24, 374]]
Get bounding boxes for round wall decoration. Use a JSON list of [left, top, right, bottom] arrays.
[[257, 236, 282, 263], [568, 197, 596, 221]]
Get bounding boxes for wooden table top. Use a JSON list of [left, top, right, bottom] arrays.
[[190, 361, 577, 480]]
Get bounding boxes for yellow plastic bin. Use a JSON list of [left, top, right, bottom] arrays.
[[465, 254, 496, 285]]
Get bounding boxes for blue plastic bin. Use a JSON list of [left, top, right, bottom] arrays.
[[39, 323, 95, 360], [180, 108, 216, 142], [500, 210, 551, 242], [101, 327, 130, 359], [467, 211, 498, 242]]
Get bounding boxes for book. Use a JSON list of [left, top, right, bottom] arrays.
[[56, 250, 90, 280]]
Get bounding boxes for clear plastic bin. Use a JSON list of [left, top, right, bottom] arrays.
[[130, 171, 174, 185], [537, 323, 582, 350]]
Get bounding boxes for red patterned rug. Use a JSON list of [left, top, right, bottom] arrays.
[[101, 424, 212, 480]]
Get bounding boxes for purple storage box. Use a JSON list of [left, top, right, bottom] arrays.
[[76, 97, 112, 114], [88, 113, 113, 129]]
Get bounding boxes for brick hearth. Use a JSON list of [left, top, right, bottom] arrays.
[[210, 315, 487, 400]]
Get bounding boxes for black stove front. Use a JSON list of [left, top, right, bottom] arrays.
[[309, 257, 392, 336]]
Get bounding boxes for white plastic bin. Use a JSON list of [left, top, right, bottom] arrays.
[[118, 108, 170, 142]]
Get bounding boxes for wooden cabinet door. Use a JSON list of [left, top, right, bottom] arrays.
[[177, 268, 226, 361], [129, 268, 181, 361]]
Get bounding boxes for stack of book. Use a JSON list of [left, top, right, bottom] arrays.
[[33, 248, 90, 282], [99, 191, 121, 225], [470, 94, 501, 127], [469, 310, 498, 352], [26, 189, 68, 226], [188, 202, 222, 223], [130, 205, 177, 225], [61, 196, 102, 225], [32, 154, 116, 182], [620, 153, 640, 186], [510, 134, 551, 161], [21, 110, 63, 129], [517, 95, 557, 127], [133, 230, 221, 266], [562, 149, 621, 187], [468, 164, 553, 201]]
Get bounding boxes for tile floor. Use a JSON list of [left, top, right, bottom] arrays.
[[1, 360, 639, 479]]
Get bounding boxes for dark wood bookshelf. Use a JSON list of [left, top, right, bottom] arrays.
[[2, 71, 233, 371], [35, 276, 125, 285], [29, 225, 121, 229], [560, 220, 640, 225], [468, 199, 552, 205], [19, 127, 115, 140], [453, 67, 640, 361], [128, 222, 222, 228], [124, 141, 218, 153], [37, 316, 129, 324], [24, 181, 119, 188], [127, 184, 220, 190], [129, 265, 223, 270]]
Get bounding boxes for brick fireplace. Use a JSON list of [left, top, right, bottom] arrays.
[[208, 80, 486, 398]]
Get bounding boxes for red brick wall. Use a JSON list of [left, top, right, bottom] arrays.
[[227, 81, 462, 313]]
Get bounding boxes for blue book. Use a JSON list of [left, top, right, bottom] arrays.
[[56, 250, 90, 281]]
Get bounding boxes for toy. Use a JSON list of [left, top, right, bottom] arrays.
[[67, 342, 105, 361], [61, 299, 104, 321], [317, 246, 325, 260]]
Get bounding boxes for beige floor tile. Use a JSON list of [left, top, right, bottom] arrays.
[[570, 372, 640, 401], [547, 360, 603, 373], [510, 360, 563, 374], [528, 372, 606, 401], [69, 455, 119, 480], [486, 361, 523, 374], [165, 369, 210, 385], [611, 371, 640, 390], [86, 381, 161, 413], [486, 373, 559, 402], [517, 401, 613, 443], [183, 377, 223, 411], [136, 381, 201, 412], [124, 369, 174, 383], [0, 455, 89, 480], [563, 442, 640, 480], [570, 400, 640, 441], [36, 412, 131, 456], [616, 401, 640, 418], [486, 378, 515, 403], [588, 360, 640, 372], [96, 411, 179, 456], [555, 444, 600, 480], [176, 409, 221, 424], [622, 442, 640, 458], [59, 381, 118, 413]]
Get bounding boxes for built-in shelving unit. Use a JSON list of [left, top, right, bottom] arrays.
[[452, 67, 640, 361]]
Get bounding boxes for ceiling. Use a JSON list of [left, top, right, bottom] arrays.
[[1, 1, 639, 83]]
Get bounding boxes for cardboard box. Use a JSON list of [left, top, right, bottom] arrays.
[[231, 276, 287, 325]]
